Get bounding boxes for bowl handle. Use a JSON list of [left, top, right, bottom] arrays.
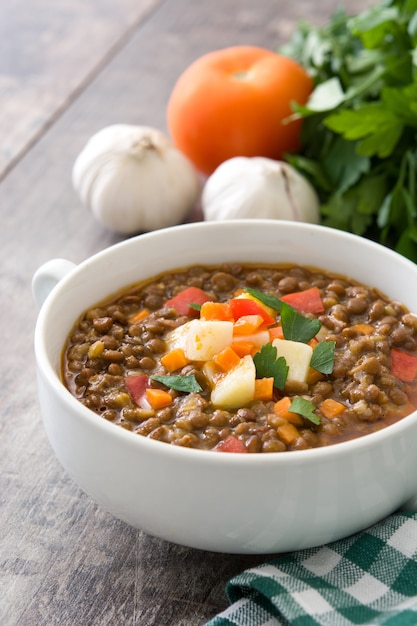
[[32, 258, 76, 309]]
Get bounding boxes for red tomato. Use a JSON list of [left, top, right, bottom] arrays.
[[391, 348, 417, 382], [216, 435, 248, 453], [166, 45, 313, 175], [229, 298, 276, 326], [125, 374, 150, 407], [165, 286, 211, 317], [280, 287, 325, 314]]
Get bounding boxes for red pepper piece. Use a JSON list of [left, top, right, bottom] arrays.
[[391, 348, 417, 382], [229, 298, 276, 326], [125, 374, 150, 408], [165, 286, 211, 317], [280, 286, 325, 314], [216, 435, 248, 453]]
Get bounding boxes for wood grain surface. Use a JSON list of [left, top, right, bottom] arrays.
[[1, 1, 374, 624]]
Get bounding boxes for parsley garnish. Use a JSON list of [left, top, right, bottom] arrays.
[[253, 343, 288, 390], [311, 341, 336, 374], [245, 287, 283, 311], [281, 0, 417, 262], [244, 288, 322, 343], [280, 301, 321, 344], [150, 374, 202, 393], [290, 397, 321, 425], [189, 303, 202, 311]]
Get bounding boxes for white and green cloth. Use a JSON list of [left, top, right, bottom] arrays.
[[206, 512, 417, 626]]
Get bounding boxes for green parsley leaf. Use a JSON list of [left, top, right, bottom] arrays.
[[280, 0, 417, 263], [253, 343, 288, 390], [188, 303, 202, 311], [245, 288, 323, 343], [324, 105, 403, 159], [281, 301, 321, 343], [244, 288, 282, 311], [311, 341, 336, 374], [302, 77, 346, 112], [150, 375, 202, 393], [290, 397, 321, 425], [321, 136, 370, 195]]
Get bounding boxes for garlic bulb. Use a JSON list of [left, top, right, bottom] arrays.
[[72, 124, 201, 234], [201, 156, 320, 224]]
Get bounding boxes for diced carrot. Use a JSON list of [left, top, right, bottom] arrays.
[[128, 309, 150, 323], [391, 348, 417, 382], [161, 348, 189, 372], [272, 397, 304, 426], [350, 323, 374, 335], [308, 337, 319, 348], [277, 422, 300, 445], [254, 377, 274, 401], [232, 341, 256, 357], [286, 412, 304, 426], [307, 367, 324, 385], [200, 301, 233, 321], [273, 396, 293, 419], [269, 325, 284, 341], [320, 398, 345, 419], [233, 314, 264, 335], [145, 388, 173, 409], [280, 286, 324, 314], [213, 346, 241, 372]]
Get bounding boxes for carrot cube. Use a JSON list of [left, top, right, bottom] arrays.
[[320, 398, 345, 418], [269, 325, 284, 341], [254, 377, 274, 401], [233, 314, 264, 335], [129, 309, 150, 323], [273, 396, 304, 425], [200, 301, 233, 321], [231, 341, 256, 357], [213, 346, 241, 372], [273, 396, 293, 419], [145, 388, 173, 409], [277, 422, 300, 445], [161, 348, 189, 372]]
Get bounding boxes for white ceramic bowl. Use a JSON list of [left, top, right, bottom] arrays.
[[33, 220, 417, 554]]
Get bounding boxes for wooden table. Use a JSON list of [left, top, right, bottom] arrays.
[[1, 1, 371, 623]]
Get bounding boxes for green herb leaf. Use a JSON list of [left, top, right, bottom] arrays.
[[244, 288, 283, 311], [253, 343, 288, 390], [150, 375, 202, 393], [280, 0, 417, 263], [290, 397, 320, 425], [304, 77, 346, 112], [281, 302, 321, 343], [189, 303, 202, 311], [245, 289, 323, 343], [325, 105, 403, 159], [311, 341, 336, 374], [322, 136, 370, 194]]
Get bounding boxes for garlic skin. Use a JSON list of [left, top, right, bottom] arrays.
[[201, 156, 320, 224], [72, 124, 201, 234]]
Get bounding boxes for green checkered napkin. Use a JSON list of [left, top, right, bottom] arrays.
[[206, 512, 417, 626]]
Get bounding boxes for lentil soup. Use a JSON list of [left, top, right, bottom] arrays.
[[62, 263, 417, 453]]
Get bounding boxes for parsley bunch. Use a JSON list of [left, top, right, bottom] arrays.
[[281, 0, 417, 262]]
